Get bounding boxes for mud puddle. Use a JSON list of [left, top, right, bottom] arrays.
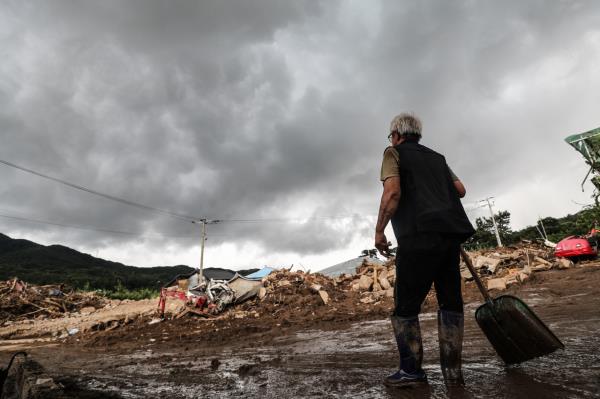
[[71, 301, 600, 398]]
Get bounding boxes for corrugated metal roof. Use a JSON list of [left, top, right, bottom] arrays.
[[318, 256, 384, 277], [244, 267, 276, 280]]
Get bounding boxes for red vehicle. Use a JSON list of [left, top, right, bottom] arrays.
[[555, 235, 598, 259]]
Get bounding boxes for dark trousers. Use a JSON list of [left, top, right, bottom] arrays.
[[394, 233, 463, 317]]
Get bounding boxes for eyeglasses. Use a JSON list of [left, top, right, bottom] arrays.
[[388, 131, 397, 143]]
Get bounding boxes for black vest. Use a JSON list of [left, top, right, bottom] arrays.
[[390, 142, 475, 242]]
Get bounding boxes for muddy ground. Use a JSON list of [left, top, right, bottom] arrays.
[[2, 264, 600, 398]]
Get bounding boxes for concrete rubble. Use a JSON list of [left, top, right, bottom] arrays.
[[463, 243, 579, 291]]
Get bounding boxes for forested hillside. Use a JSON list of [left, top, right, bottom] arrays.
[[0, 233, 254, 290]]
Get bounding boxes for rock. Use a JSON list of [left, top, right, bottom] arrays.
[[517, 272, 529, 283], [80, 306, 96, 315], [360, 296, 375, 304], [258, 287, 267, 299], [35, 378, 55, 386], [556, 258, 574, 269], [532, 264, 551, 272], [165, 300, 187, 315], [475, 256, 502, 274], [534, 256, 552, 266], [487, 278, 507, 291], [309, 284, 322, 293], [378, 276, 391, 290], [358, 275, 373, 291], [373, 290, 386, 298], [379, 269, 388, 280], [372, 269, 379, 290], [351, 283, 360, 291], [233, 311, 247, 319], [525, 251, 536, 265], [385, 288, 394, 298], [278, 280, 291, 287], [505, 275, 519, 287], [460, 265, 473, 281], [318, 290, 330, 305], [372, 280, 382, 292]]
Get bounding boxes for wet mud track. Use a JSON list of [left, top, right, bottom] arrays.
[[5, 266, 600, 398]]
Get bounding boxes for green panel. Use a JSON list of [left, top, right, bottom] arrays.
[[566, 127, 600, 167]]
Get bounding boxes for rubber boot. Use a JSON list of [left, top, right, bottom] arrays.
[[438, 309, 465, 387], [384, 316, 428, 387]]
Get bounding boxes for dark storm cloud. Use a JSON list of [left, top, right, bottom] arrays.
[[1, 0, 599, 266]]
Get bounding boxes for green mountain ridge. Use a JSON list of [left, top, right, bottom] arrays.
[[0, 233, 251, 290]]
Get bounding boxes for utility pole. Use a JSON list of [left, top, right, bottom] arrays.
[[196, 218, 220, 284], [538, 217, 548, 240], [481, 197, 503, 248], [199, 219, 207, 283]]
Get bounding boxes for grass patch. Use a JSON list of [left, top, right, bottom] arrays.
[[82, 281, 159, 300]]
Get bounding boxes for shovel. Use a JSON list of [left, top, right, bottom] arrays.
[[460, 248, 564, 365]]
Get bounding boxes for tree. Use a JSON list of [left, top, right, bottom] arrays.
[[465, 210, 513, 250]]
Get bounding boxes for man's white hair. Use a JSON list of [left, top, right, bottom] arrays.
[[389, 113, 422, 137]]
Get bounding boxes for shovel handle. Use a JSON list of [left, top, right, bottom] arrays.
[[460, 247, 494, 306]]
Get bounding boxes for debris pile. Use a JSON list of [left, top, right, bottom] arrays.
[[220, 266, 396, 324], [464, 244, 575, 291], [234, 269, 347, 316], [0, 243, 589, 341], [0, 278, 106, 322], [330, 259, 396, 304]]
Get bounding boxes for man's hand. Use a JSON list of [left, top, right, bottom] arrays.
[[375, 231, 391, 258], [375, 176, 401, 258], [453, 179, 466, 198]]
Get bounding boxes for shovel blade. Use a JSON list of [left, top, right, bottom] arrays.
[[475, 295, 564, 364]]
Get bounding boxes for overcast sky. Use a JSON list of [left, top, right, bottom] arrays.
[[0, 0, 598, 270]]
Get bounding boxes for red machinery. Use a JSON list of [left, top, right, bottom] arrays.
[[157, 287, 213, 317], [555, 236, 598, 259], [157, 278, 235, 318]]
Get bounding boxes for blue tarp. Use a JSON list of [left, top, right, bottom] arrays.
[[244, 267, 276, 280]]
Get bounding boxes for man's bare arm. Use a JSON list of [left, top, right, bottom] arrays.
[[453, 180, 466, 198], [375, 176, 401, 257]]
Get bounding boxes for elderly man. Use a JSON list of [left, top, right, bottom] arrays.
[[375, 113, 475, 388]]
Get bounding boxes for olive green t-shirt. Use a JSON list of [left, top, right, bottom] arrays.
[[380, 146, 459, 182]]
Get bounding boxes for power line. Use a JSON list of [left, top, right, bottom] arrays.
[[0, 159, 380, 225], [464, 204, 487, 214], [218, 214, 376, 223], [0, 159, 200, 223], [0, 158, 484, 228], [0, 210, 366, 239], [0, 213, 199, 239]]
